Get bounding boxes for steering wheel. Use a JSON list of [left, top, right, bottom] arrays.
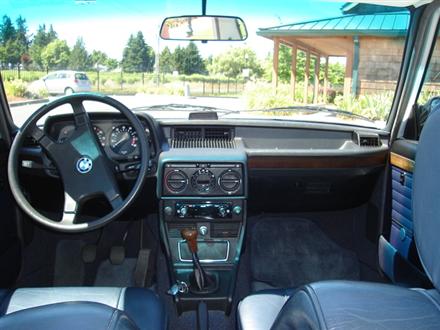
[[7, 93, 150, 233]]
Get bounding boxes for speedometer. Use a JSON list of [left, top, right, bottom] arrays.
[[110, 125, 138, 155]]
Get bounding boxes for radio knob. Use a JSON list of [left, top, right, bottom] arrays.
[[218, 206, 227, 218], [233, 205, 242, 215], [179, 206, 189, 217], [164, 206, 173, 216]]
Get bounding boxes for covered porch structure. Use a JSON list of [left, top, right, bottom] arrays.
[[257, 12, 409, 103]]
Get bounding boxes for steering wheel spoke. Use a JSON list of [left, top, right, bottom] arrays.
[[106, 192, 124, 210], [61, 192, 79, 225]]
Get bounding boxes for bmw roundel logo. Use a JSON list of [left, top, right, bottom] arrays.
[[76, 156, 93, 174]]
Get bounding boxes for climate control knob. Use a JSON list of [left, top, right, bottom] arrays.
[[191, 168, 216, 193]]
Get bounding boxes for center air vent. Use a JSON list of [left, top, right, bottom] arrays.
[[171, 127, 235, 148], [354, 132, 381, 147], [165, 170, 188, 193]]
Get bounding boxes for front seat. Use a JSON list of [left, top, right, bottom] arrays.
[[0, 287, 166, 330], [238, 110, 440, 329]]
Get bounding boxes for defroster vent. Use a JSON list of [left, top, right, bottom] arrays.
[[171, 127, 235, 148]]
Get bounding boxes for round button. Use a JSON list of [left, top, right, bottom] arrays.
[[233, 205, 242, 215], [199, 225, 208, 236], [164, 206, 173, 216]]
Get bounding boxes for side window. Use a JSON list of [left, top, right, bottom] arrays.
[[413, 26, 440, 138], [45, 73, 57, 80], [57, 73, 67, 79]]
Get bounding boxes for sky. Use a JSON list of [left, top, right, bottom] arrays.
[[1, 0, 345, 60]]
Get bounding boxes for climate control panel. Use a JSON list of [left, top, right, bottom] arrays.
[[163, 163, 244, 196]]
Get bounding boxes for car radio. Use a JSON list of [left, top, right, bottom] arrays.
[[173, 202, 242, 219]]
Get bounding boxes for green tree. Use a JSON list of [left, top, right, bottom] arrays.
[[172, 42, 205, 75], [89, 50, 107, 68], [121, 31, 154, 72], [208, 46, 262, 78], [69, 37, 89, 70], [41, 39, 70, 70], [30, 24, 58, 69], [0, 15, 16, 45], [105, 58, 119, 71], [159, 46, 174, 73]]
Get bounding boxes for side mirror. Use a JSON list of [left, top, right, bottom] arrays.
[[160, 15, 248, 41]]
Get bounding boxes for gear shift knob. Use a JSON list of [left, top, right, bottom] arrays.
[[181, 228, 198, 253]]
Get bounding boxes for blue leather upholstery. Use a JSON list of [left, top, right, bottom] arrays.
[[413, 108, 440, 291], [390, 166, 414, 257], [0, 287, 166, 330], [0, 302, 138, 330]]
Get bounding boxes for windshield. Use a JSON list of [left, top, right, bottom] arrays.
[[2, 0, 410, 129]]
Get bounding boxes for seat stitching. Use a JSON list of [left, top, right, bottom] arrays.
[[115, 288, 124, 310], [305, 285, 328, 330], [106, 309, 118, 330], [413, 289, 440, 312]]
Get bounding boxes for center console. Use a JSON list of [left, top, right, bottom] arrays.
[[158, 149, 247, 314]]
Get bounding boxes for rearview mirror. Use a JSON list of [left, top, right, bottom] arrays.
[[160, 15, 248, 41]]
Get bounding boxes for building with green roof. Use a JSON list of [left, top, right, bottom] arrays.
[[257, 3, 410, 102]]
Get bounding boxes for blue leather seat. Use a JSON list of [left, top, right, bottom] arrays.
[[0, 287, 166, 330], [238, 109, 440, 329]]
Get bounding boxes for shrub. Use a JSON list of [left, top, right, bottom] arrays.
[[334, 91, 394, 121], [5, 80, 27, 97]]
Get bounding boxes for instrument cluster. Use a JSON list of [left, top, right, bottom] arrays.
[[49, 118, 155, 161]]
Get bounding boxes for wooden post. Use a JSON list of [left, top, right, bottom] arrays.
[[290, 44, 297, 101], [344, 50, 353, 100], [313, 56, 320, 104], [323, 56, 329, 103], [304, 51, 310, 104], [273, 38, 280, 93]]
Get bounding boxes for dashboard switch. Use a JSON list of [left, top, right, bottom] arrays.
[[233, 205, 242, 215], [199, 226, 208, 236]]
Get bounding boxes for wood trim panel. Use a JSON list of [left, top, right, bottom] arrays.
[[390, 152, 415, 173], [248, 151, 388, 169]]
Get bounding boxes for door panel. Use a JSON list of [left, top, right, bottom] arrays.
[[379, 139, 430, 286]]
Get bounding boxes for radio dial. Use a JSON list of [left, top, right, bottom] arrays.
[[179, 206, 189, 217]]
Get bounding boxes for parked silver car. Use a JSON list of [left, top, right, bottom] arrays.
[[38, 70, 92, 95]]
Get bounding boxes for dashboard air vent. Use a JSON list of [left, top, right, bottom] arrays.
[[165, 170, 188, 193], [354, 132, 381, 147], [171, 127, 235, 148]]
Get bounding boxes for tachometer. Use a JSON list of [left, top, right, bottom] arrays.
[[110, 125, 138, 155], [93, 126, 106, 147]]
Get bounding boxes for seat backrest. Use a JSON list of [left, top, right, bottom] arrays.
[[413, 108, 440, 291]]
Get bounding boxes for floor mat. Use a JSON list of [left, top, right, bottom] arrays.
[[251, 217, 360, 289], [54, 240, 85, 286], [94, 258, 137, 287]]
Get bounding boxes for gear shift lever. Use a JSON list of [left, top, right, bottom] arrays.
[[181, 228, 216, 293]]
